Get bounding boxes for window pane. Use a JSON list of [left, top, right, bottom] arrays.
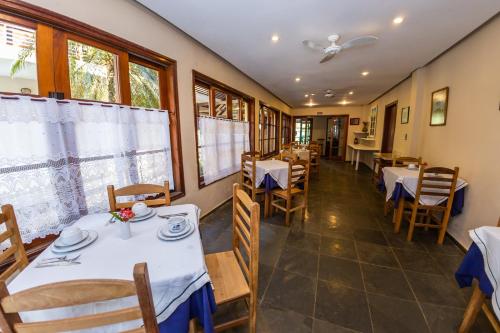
[[232, 97, 240, 120], [0, 21, 38, 94], [242, 101, 249, 121], [68, 39, 120, 103], [214, 90, 227, 118], [195, 84, 210, 116], [129, 62, 160, 108]]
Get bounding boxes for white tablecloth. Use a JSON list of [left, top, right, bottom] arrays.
[[292, 149, 310, 161], [469, 226, 500, 319], [8, 204, 209, 331], [255, 160, 289, 189], [383, 167, 468, 206]]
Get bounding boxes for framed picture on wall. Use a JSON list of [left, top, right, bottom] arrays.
[[369, 105, 378, 137], [350, 118, 360, 125], [401, 107, 410, 124], [430, 87, 449, 126]]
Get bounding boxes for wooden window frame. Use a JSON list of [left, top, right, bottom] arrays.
[[259, 102, 280, 158], [192, 70, 255, 188], [293, 116, 314, 144], [281, 113, 292, 145], [0, 1, 185, 259]]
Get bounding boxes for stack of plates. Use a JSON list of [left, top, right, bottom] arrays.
[[157, 218, 195, 241], [51, 230, 98, 254], [130, 208, 156, 222]]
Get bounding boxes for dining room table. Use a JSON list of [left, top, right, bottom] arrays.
[[254, 159, 304, 216], [455, 225, 500, 332], [7, 204, 216, 333], [382, 166, 468, 231], [292, 148, 310, 161]]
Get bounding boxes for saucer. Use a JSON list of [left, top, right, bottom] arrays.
[[158, 223, 195, 241], [130, 209, 156, 222], [51, 230, 98, 253], [54, 230, 89, 248]]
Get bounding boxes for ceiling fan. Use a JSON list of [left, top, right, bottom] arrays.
[[303, 34, 378, 64]]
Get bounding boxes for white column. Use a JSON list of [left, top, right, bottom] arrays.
[[355, 149, 361, 170]]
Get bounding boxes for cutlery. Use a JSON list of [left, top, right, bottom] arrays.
[[158, 212, 188, 219], [35, 261, 81, 268], [41, 254, 81, 263]]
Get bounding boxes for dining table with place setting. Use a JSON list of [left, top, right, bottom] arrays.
[[254, 159, 305, 192], [7, 203, 216, 333]]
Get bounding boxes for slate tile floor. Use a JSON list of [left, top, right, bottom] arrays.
[[199, 160, 493, 333]]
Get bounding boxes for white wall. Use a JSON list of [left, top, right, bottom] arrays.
[[25, 0, 291, 217], [369, 15, 500, 247]]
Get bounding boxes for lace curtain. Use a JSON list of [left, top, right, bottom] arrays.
[[197, 116, 250, 185], [0, 95, 174, 243]]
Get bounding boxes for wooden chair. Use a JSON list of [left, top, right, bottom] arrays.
[[281, 143, 292, 151], [0, 262, 159, 333], [280, 150, 298, 162], [270, 159, 309, 226], [308, 143, 321, 175], [240, 152, 267, 215], [107, 181, 171, 211], [384, 156, 423, 216], [0, 205, 28, 282], [401, 166, 459, 244], [392, 156, 423, 167], [205, 183, 259, 332]]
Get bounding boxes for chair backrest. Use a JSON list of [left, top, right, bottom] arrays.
[[240, 153, 258, 200], [281, 143, 292, 151], [414, 167, 459, 213], [107, 181, 171, 211], [241, 151, 261, 159], [280, 150, 298, 162], [0, 205, 28, 282], [231, 184, 259, 297], [287, 159, 310, 195], [0, 262, 159, 333], [393, 156, 422, 167]]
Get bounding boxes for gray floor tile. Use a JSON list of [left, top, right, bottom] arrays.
[[421, 302, 495, 333], [354, 229, 388, 246], [368, 293, 429, 333], [258, 305, 313, 333], [315, 281, 372, 333], [394, 248, 443, 275], [286, 230, 321, 253], [361, 263, 414, 300], [406, 271, 466, 307], [320, 236, 357, 260], [277, 245, 319, 278], [313, 319, 362, 333], [319, 255, 363, 290], [356, 242, 399, 268]]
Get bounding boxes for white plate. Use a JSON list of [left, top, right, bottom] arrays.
[[158, 223, 195, 241], [133, 207, 153, 218], [407, 166, 419, 170], [51, 230, 98, 253], [54, 230, 89, 248], [130, 209, 156, 222]]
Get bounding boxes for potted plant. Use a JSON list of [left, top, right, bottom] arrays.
[[110, 208, 135, 239]]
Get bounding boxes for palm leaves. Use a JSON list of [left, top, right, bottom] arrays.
[[10, 40, 35, 78]]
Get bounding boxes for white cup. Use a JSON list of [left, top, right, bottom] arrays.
[[132, 202, 148, 217], [168, 216, 187, 233], [408, 163, 416, 169], [60, 226, 84, 245]]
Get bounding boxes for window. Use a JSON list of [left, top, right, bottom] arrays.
[[0, 18, 38, 95], [129, 62, 160, 109], [282, 113, 292, 145], [259, 104, 280, 157], [294, 117, 313, 144], [0, 5, 185, 251], [193, 71, 254, 187]]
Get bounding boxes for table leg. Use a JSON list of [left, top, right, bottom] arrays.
[[355, 150, 360, 170], [264, 192, 270, 218], [351, 148, 354, 165], [459, 284, 486, 333], [393, 195, 405, 233]]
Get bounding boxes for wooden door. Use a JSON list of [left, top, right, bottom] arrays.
[[326, 115, 349, 160], [381, 102, 398, 153]]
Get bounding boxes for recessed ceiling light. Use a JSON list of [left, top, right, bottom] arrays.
[[348, 91, 354, 95], [304, 94, 309, 98], [339, 100, 351, 105], [271, 34, 279, 42], [393, 16, 404, 25], [295, 77, 301, 82], [310, 93, 315, 96], [361, 71, 370, 76], [305, 102, 318, 107]]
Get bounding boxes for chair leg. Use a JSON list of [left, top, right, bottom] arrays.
[[384, 200, 389, 216], [264, 193, 270, 218], [285, 198, 291, 226], [437, 212, 451, 245], [458, 284, 485, 333], [406, 207, 418, 241], [393, 197, 404, 232], [249, 294, 257, 333]]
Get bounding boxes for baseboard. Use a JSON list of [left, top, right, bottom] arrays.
[[199, 196, 232, 221]]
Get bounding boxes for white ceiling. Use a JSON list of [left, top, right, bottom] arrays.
[[137, 0, 499, 107]]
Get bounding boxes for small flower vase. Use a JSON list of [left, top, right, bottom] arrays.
[[362, 121, 369, 133], [118, 221, 131, 240]]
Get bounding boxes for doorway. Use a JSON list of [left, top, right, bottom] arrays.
[[381, 102, 398, 153], [325, 115, 349, 160]]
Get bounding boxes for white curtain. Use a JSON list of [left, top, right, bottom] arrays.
[[198, 116, 249, 185], [0, 95, 173, 243]]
